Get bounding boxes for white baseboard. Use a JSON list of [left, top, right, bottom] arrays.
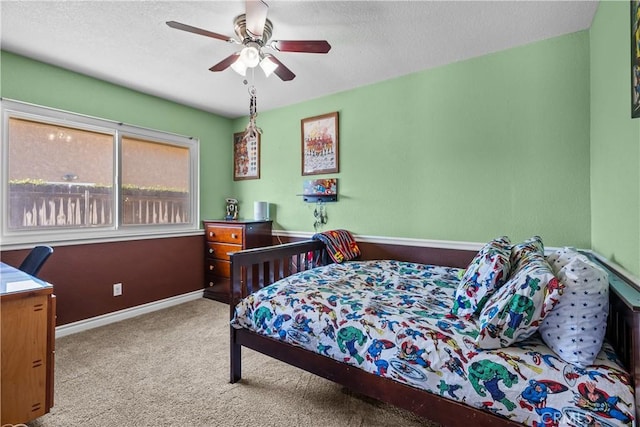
[[55, 290, 204, 338], [272, 230, 578, 256], [272, 230, 485, 251]]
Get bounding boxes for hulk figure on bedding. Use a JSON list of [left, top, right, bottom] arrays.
[[499, 294, 535, 339], [451, 293, 473, 317], [337, 326, 367, 364], [253, 306, 273, 330], [468, 359, 518, 411]]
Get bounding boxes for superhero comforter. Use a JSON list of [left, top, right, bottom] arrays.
[[231, 260, 635, 426]]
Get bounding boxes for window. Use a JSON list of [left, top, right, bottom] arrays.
[[1, 99, 199, 245], [7, 117, 115, 230], [121, 136, 190, 225]]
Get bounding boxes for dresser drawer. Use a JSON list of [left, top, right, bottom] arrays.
[[205, 224, 243, 244], [205, 274, 216, 288], [206, 242, 241, 261], [205, 259, 231, 278], [202, 220, 272, 304]]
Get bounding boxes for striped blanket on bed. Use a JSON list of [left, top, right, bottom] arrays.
[[312, 229, 361, 263]]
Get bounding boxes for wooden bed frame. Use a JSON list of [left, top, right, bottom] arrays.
[[229, 240, 640, 426]]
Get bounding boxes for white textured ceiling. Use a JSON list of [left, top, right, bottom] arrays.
[[0, 1, 598, 119]]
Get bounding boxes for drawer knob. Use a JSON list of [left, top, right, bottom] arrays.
[[209, 248, 214, 254], [209, 231, 214, 237], [231, 233, 238, 239], [209, 265, 214, 271], [209, 281, 214, 287]]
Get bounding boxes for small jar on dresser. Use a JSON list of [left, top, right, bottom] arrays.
[[203, 219, 272, 303]]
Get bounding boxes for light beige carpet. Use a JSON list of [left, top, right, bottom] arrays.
[[28, 298, 439, 427]]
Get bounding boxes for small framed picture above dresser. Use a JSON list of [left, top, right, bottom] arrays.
[[233, 132, 260, 180]]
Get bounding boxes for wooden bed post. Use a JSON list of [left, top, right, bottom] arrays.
[[230, 327, 242, 383], [230, 251, 242, 384]]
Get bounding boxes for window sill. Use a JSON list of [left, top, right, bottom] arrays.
[[0, 229, 205, 251]]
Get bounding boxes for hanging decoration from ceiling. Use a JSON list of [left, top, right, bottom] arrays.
[[166, 0, 331, 81], [243, 85, 262, 141]]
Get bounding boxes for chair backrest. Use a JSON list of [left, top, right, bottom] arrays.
[[18, 245, 54, 277]]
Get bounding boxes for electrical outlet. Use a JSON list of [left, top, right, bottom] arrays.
[[113, 283, 123, 296]]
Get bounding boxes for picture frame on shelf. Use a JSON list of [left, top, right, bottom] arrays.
[[632, 0, 640, 118], [301, 111, 339, 175], [233, 131, 260, 181]]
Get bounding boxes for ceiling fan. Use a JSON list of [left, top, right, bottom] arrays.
[[167, 0, 331, 81]]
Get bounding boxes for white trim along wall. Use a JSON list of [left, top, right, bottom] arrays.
[[55, 232, 639, 338]]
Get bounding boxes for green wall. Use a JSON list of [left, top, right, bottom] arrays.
[[232, 31, 592, 248], [5, 14, 638, 278], [0, 51, 233, 218], [590, 0, 640, 276]]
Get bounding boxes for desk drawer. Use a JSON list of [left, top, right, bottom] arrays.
[[205, 225, 243, 244], [206, 242, 241, 261], [205, 259, 231, 278]]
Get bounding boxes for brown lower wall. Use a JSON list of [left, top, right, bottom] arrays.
[[0, 234, 475, 327], [357, 242, 476, 268], [0, 235, 204, 326], [273, 236, 477, 268]]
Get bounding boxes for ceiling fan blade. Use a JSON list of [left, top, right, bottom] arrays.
[[166, 21, 233, 43], [209, 53, 241, 72], [268, 55, 296, 81], [245, 0, 269, 38], [271, 40, 331, 54]]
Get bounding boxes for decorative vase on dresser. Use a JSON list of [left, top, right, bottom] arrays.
[[203, 219, 272, 303]]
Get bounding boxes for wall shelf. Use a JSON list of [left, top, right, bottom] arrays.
[[300, 178, 338, 203], [298, 194, 338, 203]]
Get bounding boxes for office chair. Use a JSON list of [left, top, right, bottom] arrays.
[[18, 245, 54, 277]]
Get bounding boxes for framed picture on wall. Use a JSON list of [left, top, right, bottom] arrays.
[[301, 112, 339, 175], [632, 0, 640, 118], [233, 131, 260, 180]]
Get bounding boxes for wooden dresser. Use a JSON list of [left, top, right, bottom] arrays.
[[203, 219, 272, 303], [1, 263, 55, 425]]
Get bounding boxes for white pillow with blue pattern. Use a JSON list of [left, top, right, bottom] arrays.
[[546, 246, 578, 274], [539, 249, 609, 367], [449, 236, 511, 319]]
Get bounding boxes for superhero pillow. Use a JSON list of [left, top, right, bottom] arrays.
[[509, 235, 544, 274], [450, 236, 511, 319], [539, 250, 609, 367], [475, 251, 564, 349]]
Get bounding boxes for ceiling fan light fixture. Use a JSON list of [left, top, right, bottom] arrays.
[[230, 58, 248, 76], [239, 43, 260, 68], [259, 54, 278, 77], [168, 4, 329, 83]]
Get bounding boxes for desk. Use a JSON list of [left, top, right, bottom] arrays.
[[1, 262, 55, 425], [1, 262, 52, 294]]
